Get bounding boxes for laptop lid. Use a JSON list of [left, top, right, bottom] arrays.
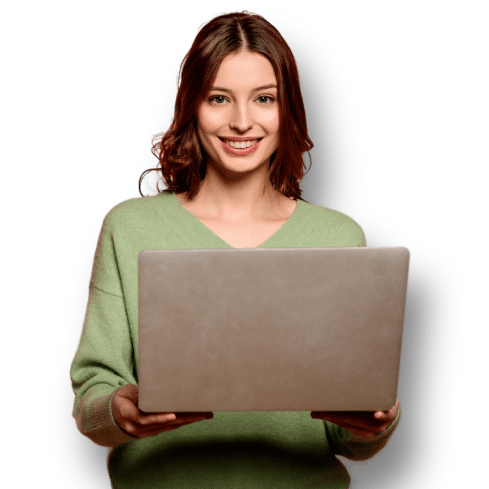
[[138, 247, 409, 412]]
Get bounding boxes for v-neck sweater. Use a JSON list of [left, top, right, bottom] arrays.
[[71, 192, 400, 489]]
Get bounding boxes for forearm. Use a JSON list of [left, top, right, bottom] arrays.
[[71, 285, 138, 447], [73, 384, 137, 447]]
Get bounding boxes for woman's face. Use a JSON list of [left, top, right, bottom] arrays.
[[197, 51, 279, 176]]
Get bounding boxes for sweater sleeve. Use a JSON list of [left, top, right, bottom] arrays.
[[70, 214, 138, 447], [324, 407, 400, 461]]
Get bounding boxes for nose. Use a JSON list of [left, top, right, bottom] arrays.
[[229, 102, 253, 132]]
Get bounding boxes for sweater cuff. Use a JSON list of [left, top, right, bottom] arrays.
[[76, 387, 138, 447]]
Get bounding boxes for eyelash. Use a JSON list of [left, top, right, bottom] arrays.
[[209, 95, 276, 105]]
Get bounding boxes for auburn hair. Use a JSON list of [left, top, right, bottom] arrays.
[[139, 11, 313, 200]]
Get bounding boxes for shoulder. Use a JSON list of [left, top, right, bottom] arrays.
[[101, 192, 174, 230], [299, 200, 362, 228], [297, 200, 367, 247]]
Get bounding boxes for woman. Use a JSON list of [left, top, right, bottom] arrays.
[[71, 11, 400, 488]]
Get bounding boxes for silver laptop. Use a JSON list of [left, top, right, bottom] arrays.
[[138, 247, 409, 412]]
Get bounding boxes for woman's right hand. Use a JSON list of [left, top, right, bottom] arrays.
[[111, 384, 214, 439]]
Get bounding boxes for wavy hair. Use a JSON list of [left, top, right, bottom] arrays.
[[139, 11, 313, 200]]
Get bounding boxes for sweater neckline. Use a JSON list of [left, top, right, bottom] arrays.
[[168, 192, 302, 249]]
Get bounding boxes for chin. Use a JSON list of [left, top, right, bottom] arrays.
[[215, 156, 272, 176]]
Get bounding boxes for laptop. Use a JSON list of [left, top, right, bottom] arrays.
[[138, 247, 409, 412]]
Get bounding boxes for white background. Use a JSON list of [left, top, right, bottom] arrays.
[[2, 1, 488, 487]]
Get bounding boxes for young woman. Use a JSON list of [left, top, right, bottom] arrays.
[[71, 11, 400, 489]]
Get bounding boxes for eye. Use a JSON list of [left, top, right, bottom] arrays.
[[257, 96, 275, 104], [209, 95, 227, 105]]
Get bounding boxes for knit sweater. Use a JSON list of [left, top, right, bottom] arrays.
[[70, 191, 400, 489]]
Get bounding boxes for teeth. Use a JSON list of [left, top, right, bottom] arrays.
[[225, 139, 258, 149]]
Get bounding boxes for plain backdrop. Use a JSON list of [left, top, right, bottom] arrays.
[[2, 1, 487, 488]]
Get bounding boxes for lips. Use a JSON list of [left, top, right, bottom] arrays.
[[218, 137, 262, 156], [223, 139, 258, 149]]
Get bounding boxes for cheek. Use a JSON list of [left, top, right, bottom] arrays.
[[197, 108, 219, 155], [197, 106, 222, 133], [260, 109, 279, 134]]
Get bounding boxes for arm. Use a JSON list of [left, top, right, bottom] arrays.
[[310, 211, 397, 458], [70, 210, 150, 446], [71, 213, 212, 446], [309, 218, 399, 459], [70, 284, 139, 446], [70, 287, 214, 447]]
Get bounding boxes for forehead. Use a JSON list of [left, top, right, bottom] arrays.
[[213, 51, 277, 89]]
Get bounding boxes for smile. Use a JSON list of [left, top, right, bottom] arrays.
[[219, 138, 262, 155]]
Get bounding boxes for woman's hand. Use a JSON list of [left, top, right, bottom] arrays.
[[311, 398, 400, 439], [112, 384, 213, 439]]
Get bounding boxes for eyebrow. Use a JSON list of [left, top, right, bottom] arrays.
[[210, 84, 278, 93]]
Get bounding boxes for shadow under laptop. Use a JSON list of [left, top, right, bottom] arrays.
[[108, 429, 351, 488]]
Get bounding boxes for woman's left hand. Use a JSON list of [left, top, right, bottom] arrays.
[[310, 398, 400, 439]]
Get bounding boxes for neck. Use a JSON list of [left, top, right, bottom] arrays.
[[179, 163, 286, 221]]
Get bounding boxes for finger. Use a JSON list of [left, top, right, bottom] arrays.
[[137, 421, 198, 438], [167, 412, 213, 425], [125, 416, 191, 437], [134, 416, 212, 439], [112, 395, 172, 434], [132, 406, 210, 425], [311, 411, 382, 428], [333, 418, 390, 433], [374, 398, 400, 421], [136, 411, 212, 424], [331, 421, 379, 439], [312, 412, 388, 431], [135, 412, 177, 426], [134, 412, 212, 431]]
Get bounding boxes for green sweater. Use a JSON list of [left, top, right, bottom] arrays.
[[71, 192, 399, 489]]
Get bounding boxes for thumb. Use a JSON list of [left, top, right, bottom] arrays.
[[115, 384, 139, 405]]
